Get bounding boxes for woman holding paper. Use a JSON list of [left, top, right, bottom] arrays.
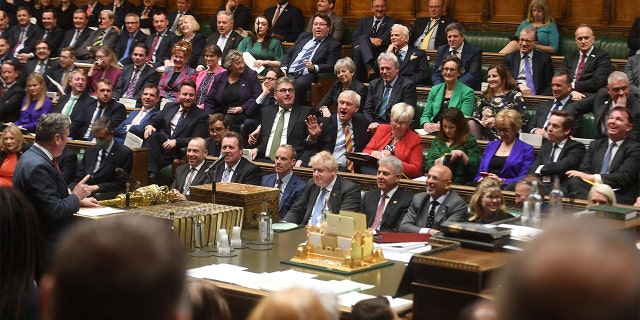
[[203, 50, 262, 133], [237, 16, 283, 76]]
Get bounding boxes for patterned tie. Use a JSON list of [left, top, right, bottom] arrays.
[[38, 62, 46, 75], [575, 53, 587, 82], [120, 35, 134, 63], [125, 68, 140, 99], [289, 39, 319, 76], [369, 20, 380, 37], [311, 188, 327, 226], [269, 109, 286, 160], [425, 200, 439, 228], [371, 192, 387, 230], [523, 55, 536, 95], [420, 19, 438, 50], [12, 28, 25, 56], [542, 100, 562, 129], [141, 6, 150, 17], [93, 30, 105, 46], [599, 142, 616, 174], [147, 33, 161, 63], [343, 122, 355, 172], [378, 84, 392, 117], [172, 109, 185, 137], [276, 178, 283, 200], [183, 167, 196, 194], [221, 167, 232, 182]]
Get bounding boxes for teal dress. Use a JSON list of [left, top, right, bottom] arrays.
[[237, 37, 284, 76], [423, 135, 480, 185], [515, 21, 559, 54]]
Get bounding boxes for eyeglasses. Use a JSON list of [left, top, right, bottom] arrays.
[[442, 67, 458, 73], [277, 88, 294, 93], [210, 127, 225, 133], [391, 120, 410, 127], [519, 39, 535, 43], [312, 22, 328, 26], [482, 195, 502, 200], [264, 77, 277, 82]]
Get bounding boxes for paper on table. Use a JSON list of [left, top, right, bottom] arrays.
[[272, 222, 300, 231], [77, 207, 125, 217], [242, 52, 265, 74]]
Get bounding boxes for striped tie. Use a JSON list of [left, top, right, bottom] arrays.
[[93, 30, 105, 46], [378, 84, 391, 117], [343, 122, 354, 172]]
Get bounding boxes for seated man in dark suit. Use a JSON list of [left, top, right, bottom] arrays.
[[204, 113, 229, 157], [146, 11, 179, 68], [386, 24, 429, 86], [431, 22, 482, 91], [170, 137, 211, 201], [211, 0, 251, 33], [251, 77, 313, 164], [567, 107, 640, 204], [525, 71, 574, 136], [362, 53, 417, 131], [263, 0, 304, 42], [0, 36, 18, 64], [69, 79, 127, 141], [135, 0, 163, 33], [6, 6, 41, 63], [58, 10, 93, 55], [399, 165, 468, 234], [351, 0, 396, 82], [113, 13, 147, 66], [213, 131, 261, 185], [69, 116, 133, 199], [48, 47, 79, 96], [410, 0, 457, 51], [113, 43, 161, 103], [55, 69, 91, 121], [20, 40, 56, 87], [143, 80, 209, 180], [114, 84, 160, 143], [305, 90, 371, 172], [503, 27, 554, 96], [282, 151, 361, 225], [168, 0, 200, 33], [562, 24, 611, 98], [35, 9, 65, 56], [205, 11, 243, 63], [528, 110, 585, 194], [261, 144, 306, 219], [0, 60, 25, 123], [361, 155, 413, 233], [568, 71, 640, 141], [280, 13, 341, 104]]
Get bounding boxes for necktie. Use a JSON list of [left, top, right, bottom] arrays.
[[269, 109, 286, 160], [120, 35, 134, 63], [38, 62, 46, 75], [378, 84, 391, 117], [141, 7, 150, 17], [216, 35, 227, 53], [450, 50, 458, 57], [173, 109, 185, 137], [290, 39, 319, 76], [420, 19, 438, 50], [125, 68, 140, 99], [170, 12, 182, 33], [183, 167, 196, 194], [95, 104, 105, 120], [311, 188, 327, 226], [52, 159, 61, 173], [276, 178, 283, 200], [599, 141, 616, 174], [222, 167, 232, 182], [70, 29, 80, 47], [12, 28, 26, 56], [86, 4, 92, 16], [343, 122, 355, 172], [397, 49, 405, 62], [369, 20, 380, 37], [542, 100, 562, 129], [147, 33, 161, 63], [43, 30, 49, 40], [425, 200, 439, 228], [0, 86, 6, 96], [523, 55, 536, 95], [61, 70, 71, 92], [575, 53, 587, 82], [63, 95, 77, 117], [94, 149, 106, 173], [272, 5, 281, 26], [93, 30, 105, 46], [371, 193, 387, 230], [548, 144, 558, 164]]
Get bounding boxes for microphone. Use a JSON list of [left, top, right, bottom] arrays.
[[205, 154, 225, 173], [116, 168, 140, 189]]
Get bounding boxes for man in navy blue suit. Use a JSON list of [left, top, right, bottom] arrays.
[[386, 23, 429, 86], [261, 144, 306, 219], [351, 0, 396, 82], [69, 79, 127, 141], [114, 84, 160, 143], [146, 11, 178, 68], [113, 44, 161, 102], [431, 22, 482, 91], [281, 13, 341, 104], [503, 27, 554, 96], [113, 13, 147, 66]]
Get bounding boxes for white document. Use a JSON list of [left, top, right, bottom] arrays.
[[242, 52, 265, 74], [519, 132, 543, 147], [124, 131, 143, 149], [119, 98, 137, 109], [46, 75, 64, 96], [77, 207, 125, 217]]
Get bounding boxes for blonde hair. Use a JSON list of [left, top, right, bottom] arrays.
[[309, 151, 338, 171], [176, 14, 200, 36], [21, 73, 46, 112], [247, 287, 338, 320], [495, 108, 523, 132], [469, 179, 508, 221], [0, 125, 25, 152], [526, 0, 554, 25]]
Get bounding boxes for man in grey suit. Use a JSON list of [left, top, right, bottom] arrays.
[[75, 10, 119, 61], [361, 156, 413, 233], [624, 53, 640, 99], [399, 165, 467, 235], [205, 11, 243, 63], [283, 151, 361, 225], [170, 137, 211, 201]]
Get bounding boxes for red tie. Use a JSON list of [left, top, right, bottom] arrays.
[[53, 159, 61, 173], [575, 53, 587, 82], [147, 33, 161, 63]]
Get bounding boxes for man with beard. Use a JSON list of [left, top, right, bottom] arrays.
[[69, 79, 126, 141]]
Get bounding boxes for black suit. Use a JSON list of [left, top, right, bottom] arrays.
[[47, 66, 77, 94], [113, 64, 160, 101], [352, 15, 396, 80], [69, 99, 127, 140], [362, 76, 417, 124], [528, 139, 586, 193], [144, 103, 209, 174], [145, 31, 178, 68], [314, 79, 368, 114], [81, 2, 105, 28], [399, 190, 468, 232], [205, 31, 243, 63], [210, 4, 251, 32], [308, 113, 371, 165], [213, 157, 262, 186], [568, 137, 640, 204], [629, 17, 640, 57], [0, 83, 25, 122], [432, 41, 483, 90], [397, 46, 429, 86], [135, 5, 163, 32], [55, 92, 92, 121], [282, 176, 361, 225], [69, 140, 133, 193], [563, 47, 611, 94], [20, 58, 56, 86], [503, 50, 554, 96], [256, 104, 313, 163], [171, 161, 212, 200], [568, 87, 640, 141], [113, 30, 147, 66], [409, 16, 458, 50], [205, 137, 221, 157], [6, 23, 41, 55], [59, 27, 93, 54], [105, 0, 136, 29], [525, 98, 574, 133], [361, 187, 413, 232], [34, 26, 65, 55], [168, 10, 200, 32], [54, 146, 78, 185], [281, 33, 342, 103], [263, 3, 304, 42]]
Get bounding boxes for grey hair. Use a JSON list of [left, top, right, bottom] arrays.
[[378, 155, 403, 175]]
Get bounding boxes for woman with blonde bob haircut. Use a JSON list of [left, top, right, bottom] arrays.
[[469, 179, 513, 224], [247, 287, 339, 320], [176, 14, 206, 68]]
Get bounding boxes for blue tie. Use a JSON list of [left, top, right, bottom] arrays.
[[311, 188, 326, 225], [599, 142, 616, 174], [378, 84, 392, 117], [120, 35, 134, 63], [289, 39, 319, 77]]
